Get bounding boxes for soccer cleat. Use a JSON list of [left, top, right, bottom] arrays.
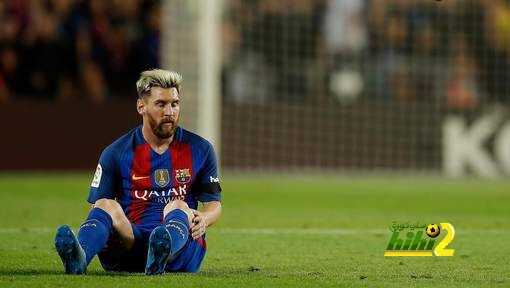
[[54, 225, 87, 274], [145, 226, 173, 275]]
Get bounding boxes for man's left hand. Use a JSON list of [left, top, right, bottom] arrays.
[[190, 210, 207, 240]]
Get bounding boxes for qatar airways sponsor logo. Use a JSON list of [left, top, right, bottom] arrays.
[[132, 185, 187, 202]]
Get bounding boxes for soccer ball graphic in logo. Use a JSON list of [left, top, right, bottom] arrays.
[[426, 224, 440, 238]]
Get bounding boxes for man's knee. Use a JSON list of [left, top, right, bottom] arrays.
[[165, 199, 189, 211], [93, 198, 134, 248], [164, 200, 194, 222], [93, 199, 125, 223]]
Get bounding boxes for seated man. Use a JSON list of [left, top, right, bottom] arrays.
[[54, 69, 222, 275]]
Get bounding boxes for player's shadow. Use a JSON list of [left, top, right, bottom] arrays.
[[0, 268, 137, 276], [0, 268, 62, 276], [1, 268, 258, 277]]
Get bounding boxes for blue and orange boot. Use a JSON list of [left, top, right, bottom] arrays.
[[145, 226, 173, 275], [54, 225, 87, 274]]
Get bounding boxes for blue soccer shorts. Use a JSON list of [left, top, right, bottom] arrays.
[[97, 223, 206, 273]]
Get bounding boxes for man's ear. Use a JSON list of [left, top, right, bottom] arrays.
[[137, 98, 146, 115]]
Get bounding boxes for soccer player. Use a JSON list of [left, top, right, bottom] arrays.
[[54, 69, 222, 275]]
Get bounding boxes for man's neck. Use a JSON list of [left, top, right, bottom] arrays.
[[142, 124, 173, 154]]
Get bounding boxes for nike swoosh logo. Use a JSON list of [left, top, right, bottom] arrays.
[[132, 174, 150, 181]]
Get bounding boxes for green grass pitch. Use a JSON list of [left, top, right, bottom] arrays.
[[0, 173, 508, 287]]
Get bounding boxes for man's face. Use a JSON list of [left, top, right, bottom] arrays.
[[138, 87, 180, 140]]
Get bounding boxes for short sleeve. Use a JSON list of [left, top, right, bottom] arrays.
[[87, 147, 118, 203], [194, 144, 222, 202]]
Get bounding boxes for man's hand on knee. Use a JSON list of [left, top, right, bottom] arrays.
[[190, 210, 207, 240]]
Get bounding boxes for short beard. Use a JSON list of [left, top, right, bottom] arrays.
[[154, 124, 175, 139], [149, 117, 176, 140]]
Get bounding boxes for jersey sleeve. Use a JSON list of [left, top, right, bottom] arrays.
[[193, 143, 222, 202], [87, 147, 118, 204]]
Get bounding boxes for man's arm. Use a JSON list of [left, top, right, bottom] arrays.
[[88, 147, 118, 204], [190, 201, 222, 240]]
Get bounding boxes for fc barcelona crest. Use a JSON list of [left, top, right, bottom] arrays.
[[175, 168, 191, 184], [154, 169, 170, 187]]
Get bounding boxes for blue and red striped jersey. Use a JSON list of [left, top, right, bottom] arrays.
[[87, 126, 222, 232]]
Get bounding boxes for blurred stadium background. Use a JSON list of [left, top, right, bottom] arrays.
[[1, 0, 510, 177]]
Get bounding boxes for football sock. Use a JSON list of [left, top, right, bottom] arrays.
[[77, 207, 113, 264], [163, 209, 190, 255]]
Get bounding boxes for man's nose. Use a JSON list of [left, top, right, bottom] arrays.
[[164, 105, 175, 116]]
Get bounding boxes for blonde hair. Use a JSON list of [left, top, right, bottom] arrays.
[[136, 69, 182, 98]]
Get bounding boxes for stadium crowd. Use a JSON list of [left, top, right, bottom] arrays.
[[0, 0, 161, 103], [222, 0, 510, 109], [1, 0, 510, 109]]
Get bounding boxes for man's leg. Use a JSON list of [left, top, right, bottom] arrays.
[[55, 198, 135, 274], [165, 235, 207, 273], [145, 200, 194, 275]]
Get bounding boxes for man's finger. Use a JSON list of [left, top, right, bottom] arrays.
[[194, 230, 204, 240], [192, 230, 202, 239], [190, 215, 200, 227], [191, 218, 203, 232], [191, 223, 205, 239]]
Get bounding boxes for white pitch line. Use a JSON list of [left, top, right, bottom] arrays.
[[0, 227, 386, 235], [0, 227, 508, 235], [216, 228, 510, 235], [216, 228, 387, 235]]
